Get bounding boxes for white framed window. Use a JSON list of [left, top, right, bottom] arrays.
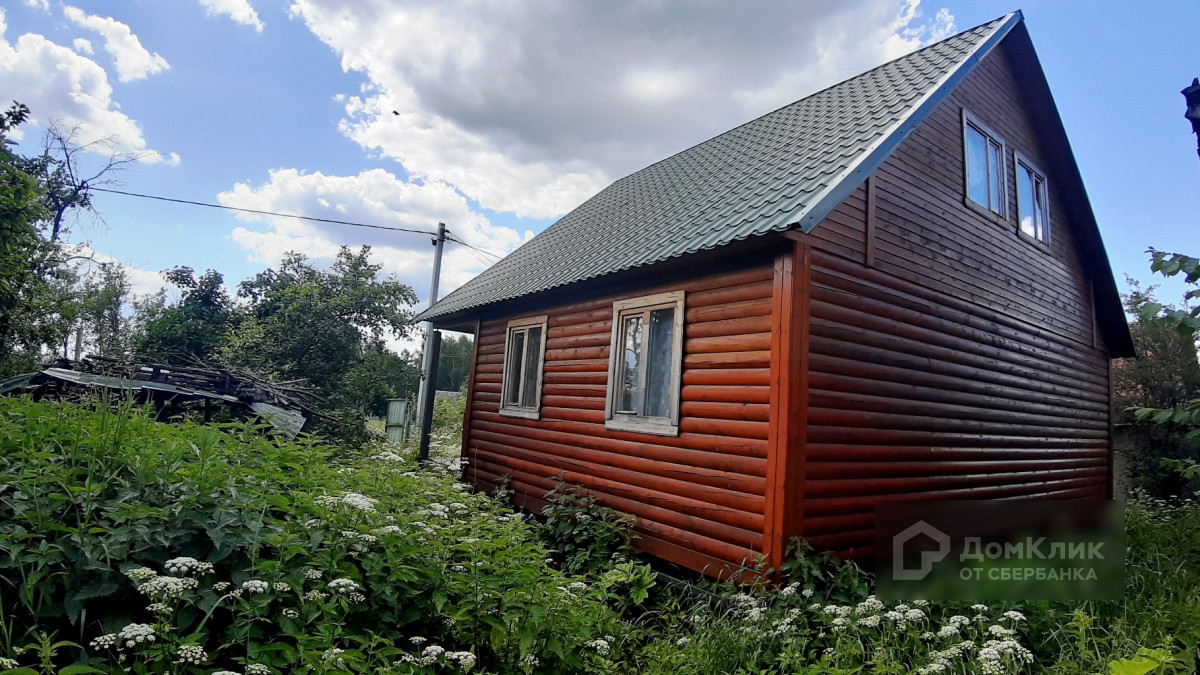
[[499, 315, 548, 419], [962, 111, 1007, 217], [605, 290, 685, 436], [1015, 152, 1050, 244]]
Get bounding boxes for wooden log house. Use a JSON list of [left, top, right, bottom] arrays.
[[416, 12, 1135, 578]]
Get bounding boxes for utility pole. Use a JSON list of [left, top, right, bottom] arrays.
[[417, 221, 447, 462]]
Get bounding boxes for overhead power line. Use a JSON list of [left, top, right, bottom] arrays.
[[90, 186, 441, 236]]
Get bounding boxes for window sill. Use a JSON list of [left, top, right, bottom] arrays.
[[963, 196, 1008, 228], [499, 407, 540, 420], [605, 416, 679, 437], [1016, 229, 1052, 254]]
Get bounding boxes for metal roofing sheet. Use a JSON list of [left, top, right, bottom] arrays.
[[420, 14, 1016, 323]]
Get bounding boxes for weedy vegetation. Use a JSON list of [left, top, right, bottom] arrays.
[[1, 397, 1198, 674]]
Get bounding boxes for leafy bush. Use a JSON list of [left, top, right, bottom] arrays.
[[540, 480, 637, 576], [0, 398, 628, 673]]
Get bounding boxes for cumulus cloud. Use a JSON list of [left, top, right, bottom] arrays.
[[217, 168, 523, 306], [291, 0, 956, 220], [63, 6, 169, 82], [62, 244, 169, 300], [0, 12, 173, 160], [72, 37, 93, 54], [24, 0, 49, 11], [199, 0, 265, 32]]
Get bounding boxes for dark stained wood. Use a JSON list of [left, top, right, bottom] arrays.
[[865, 176, 877, 268]]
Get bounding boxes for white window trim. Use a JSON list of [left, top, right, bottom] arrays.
[[1014, 151, 1051, 245], [604, 290, 685, 437], [962, 110, 1009, 218], [499, 315, 548, 420]]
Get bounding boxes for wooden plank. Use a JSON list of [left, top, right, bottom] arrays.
[[865, 175, 877, 268]]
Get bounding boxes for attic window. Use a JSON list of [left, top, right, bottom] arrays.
[[605, 291, 685, 436], [499, 315, 547, 420], [962, 111, 1007, 217], [1015, 152, 1050, 244]]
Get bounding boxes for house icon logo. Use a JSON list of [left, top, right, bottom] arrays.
[[892, 520, 951, 581]]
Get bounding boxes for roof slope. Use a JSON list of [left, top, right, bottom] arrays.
[[421, 14, 1019, 322]]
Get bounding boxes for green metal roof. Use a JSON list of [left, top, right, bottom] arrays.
[[420, 13, 1020, 323]]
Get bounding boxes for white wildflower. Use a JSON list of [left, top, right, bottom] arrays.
[[568, 581, 588, 592], [937, 625, 961, 638], [948, 615, 970, 627], [164, 557, 214, 576], [675, 636, 691, 646], [174, 644, 207, 665], [802, 587, 814, 598], [246, 665, 271, 675], [1001, 610, 1026, 623], [988, 624, 1016, 638], [328, 578, 361, 595], [303, 590, 328, 601], [779, 583, 799, 597], [125, 567, 157, 583], [0, 658, 17, 670], [281, 608, 300, 619], [585, 638, 611, 655], [372, 451, 404, 461], [272, 581, 291, 592], [348, 592, 366, 604], [138, 576, 199, 601], [212, 581, 230, 592], [857, 615, 882, 628], [90, 633, 118, 650], [423, 645, 446, 660], [241, 580, 269, 595], [855, 596, 885, 614], [970, 603, 989, 613], [116, 623, 156, 648], [341, 492, 377, 512], [373, 525, 403, 536], [446, 651, 476, 670], [304, 568, 323, 580]]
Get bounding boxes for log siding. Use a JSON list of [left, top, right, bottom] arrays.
[[464, 263, 777, 576]]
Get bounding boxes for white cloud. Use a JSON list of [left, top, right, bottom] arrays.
[[217, 168, 523, 306], [199, 0, 265, 32], [63, 6, 169, 82], [63, 244, 169, 300], [72, 37, 93, 54], [290, 0, 956, 220], [24, 0, 49, 11], [0, 17, 173, 160]]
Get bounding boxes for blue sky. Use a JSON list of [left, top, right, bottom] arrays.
[[2, 0, 1197, 344]]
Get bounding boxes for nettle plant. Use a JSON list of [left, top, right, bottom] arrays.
[[0, 399, 630, 674], [540, 480, 637, 576]]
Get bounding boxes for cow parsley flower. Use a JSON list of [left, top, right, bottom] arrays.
[[586, 639, 611, 655], [241, 580, 269, 594], [1001, 610, 1026, 623], [246, 665, 271, 675], [116, 623, 156, 648], [174, 644, 207, 665], [304, 568, 323, 580], [0, 658, 17, 670], [446, 651, 476, 670], [328, 578, 361, 595], [164, 556, 214, 576], [138, 576, 199, 601], [282, 608, 300, 619], [272, 581, 290, 592], [90, 634, 118, 650], [125, 567, 157, 583]]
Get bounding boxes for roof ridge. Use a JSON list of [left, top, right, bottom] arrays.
[[420, 11, 1023, 323]]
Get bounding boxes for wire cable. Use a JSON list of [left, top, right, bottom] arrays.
[[90, 186, 441, 236]]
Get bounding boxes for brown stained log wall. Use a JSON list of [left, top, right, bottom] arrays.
[[464, 263, 777, 576], [457, 42, 1116, 577], [790, 44, 1112, 557]]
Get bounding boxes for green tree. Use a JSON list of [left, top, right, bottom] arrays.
[[223, 246, 418, 437], [74, 262, 132, 359], [436, 332, 474, 392], [134, 267, 235, 363], [1113, 276, 1200, 418]]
